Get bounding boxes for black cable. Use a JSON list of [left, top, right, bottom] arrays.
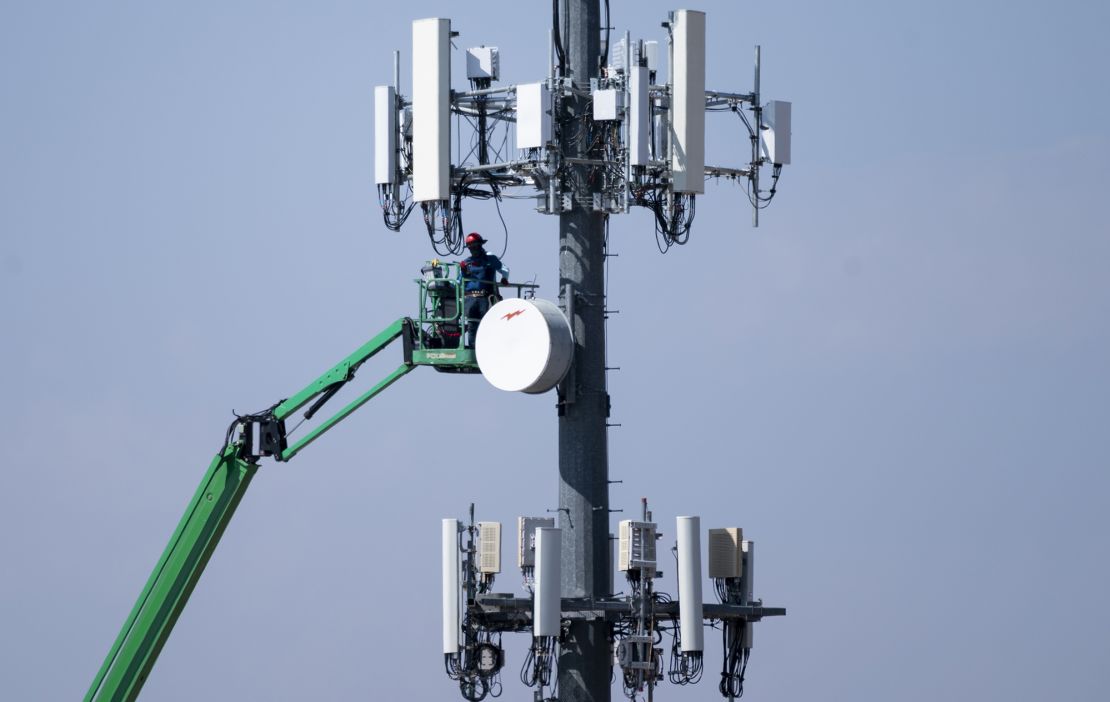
[[735, 106, 756, 139], [652, 196, 673, 254], [644, 190, 696, 253], [520, 643, 537, 687], [552, 0, 566, 75], [494, 188, 509, 259], [222, 415, 242, 453], [459, 675, 488, 702], [600, 0, 611, 68], [422, 194, 469, 257], [667, 619, 704, 686], [452, 191, 465, 251], [746, 165, 781, 210], [718, 621, 748, 698], [381, 200, 415, 231], [379, 184, 416, 231]]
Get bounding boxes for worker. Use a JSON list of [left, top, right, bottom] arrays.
[[459, 232, 509, 348]]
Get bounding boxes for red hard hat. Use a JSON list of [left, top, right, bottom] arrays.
[[465, 232, 486, 246]]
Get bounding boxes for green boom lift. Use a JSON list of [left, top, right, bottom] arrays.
[[84, 263, 533, 702]]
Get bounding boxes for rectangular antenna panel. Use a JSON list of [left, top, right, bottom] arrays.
[[608, 37, 623, 71], [534, 527, 562, 637], [412, 18, 451, 202], [518, 516, 555, 568], [741, 540, 755, 602], [742, 540, 755, 648], [643, 41, 659, 72], [670, 9, 705, 194], [466, 46, 500, 81], [761, 100, 792, 165], [612, 38, 658, 71], [629, 66, 649, 166], [442, 519, 460, 654], [374, 86, 397, 185], [516, 82, 551, 150], [608, 37, 638, 72], [478, 521, 501, 574], [609, 532, 616, 595], [708, 527, 743, 579], [618, 520, 657, 574]]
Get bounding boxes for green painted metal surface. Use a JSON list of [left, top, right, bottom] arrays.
[[412, 260, 490, 374], [274, 318, 407, 420], [85, 447, 257, 702], [280, 362, 414, 460], [411, 348, 478, 366]]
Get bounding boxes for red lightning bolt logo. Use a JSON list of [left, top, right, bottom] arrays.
[[501, 309, 526, 321]]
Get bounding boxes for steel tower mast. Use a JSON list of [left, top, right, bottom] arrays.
[[556, 1, 610, 700]]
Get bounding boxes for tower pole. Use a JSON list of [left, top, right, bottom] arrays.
[[557, 0, 611, 700]]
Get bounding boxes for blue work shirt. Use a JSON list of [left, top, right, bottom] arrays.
[[460, 251, 508, 295]]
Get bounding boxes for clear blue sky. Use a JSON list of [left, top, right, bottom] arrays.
[[2, 1, 1107, 700]]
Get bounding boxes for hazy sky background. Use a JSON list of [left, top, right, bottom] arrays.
[[2, 1, 1108, 700]]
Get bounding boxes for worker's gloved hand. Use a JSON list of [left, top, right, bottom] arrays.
[[500, 277, 509, 285]]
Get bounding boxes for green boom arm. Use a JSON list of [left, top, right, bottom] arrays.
[[85, 318, 416, 702]]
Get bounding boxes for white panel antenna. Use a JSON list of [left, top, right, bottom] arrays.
[[742, 539, 755, 647], [442, 518, 460, 654], [707, 527, 743, 579], [618, 520, 657, 575], [412, 18, 451, 202], [609, 532, 616, 595], [516, 82, 551, 150], [761, 100, 792, 165], [374, 85, 397, 185], [741, 540, 755, 604], [478, 521, 502, 574], [629, 66, 649, 166], [608, 36, 624, 71], [534, 527, 562, 637], [643, 40, 659, 72], [518, 516, 555, 568], [670, 10, 706, 194], [608, 36, 641, 73], [676, 516, 704, 653]]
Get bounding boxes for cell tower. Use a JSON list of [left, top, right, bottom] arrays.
[[375, 3, 791, 701]]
